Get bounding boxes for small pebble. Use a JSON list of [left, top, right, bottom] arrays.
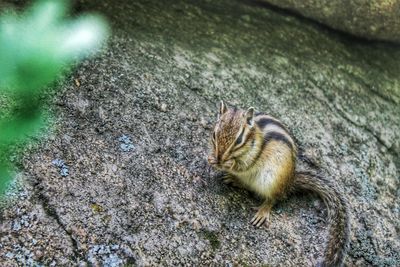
[[200, 117, 209, 129], [34, 250, 43, 260], [75, 78, 81, 87], [160, 103, 168, 112]]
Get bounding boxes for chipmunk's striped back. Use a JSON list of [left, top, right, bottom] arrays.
[[255, 112, 296, 153]]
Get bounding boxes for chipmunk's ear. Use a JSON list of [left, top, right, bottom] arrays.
[[245, 107, 255, 127], [219, 100, 228, 115]]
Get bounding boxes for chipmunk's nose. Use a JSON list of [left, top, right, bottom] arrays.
[[207, 155, 218, 165]]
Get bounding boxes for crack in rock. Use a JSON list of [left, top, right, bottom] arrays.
[[32, 179, 85, 264], [305, 84, 398, 156]]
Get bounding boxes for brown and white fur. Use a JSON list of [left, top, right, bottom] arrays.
[[207, 101, 350, 267]]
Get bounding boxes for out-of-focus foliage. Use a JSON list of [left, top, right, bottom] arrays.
[[0, 0, 109, 194]]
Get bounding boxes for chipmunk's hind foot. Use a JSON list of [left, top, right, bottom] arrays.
[[251, 201, 273, 228]]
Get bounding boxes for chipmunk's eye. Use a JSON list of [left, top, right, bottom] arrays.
[[235, 128, 245, 145]]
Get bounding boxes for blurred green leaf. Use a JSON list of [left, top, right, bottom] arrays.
[[0, 112, 46, 145], [0, 163, 12, 195], [0, 0, 109, 93], [26, 0, 68, 29], [0, 0, 109, 195], [58, 15, 109, 59]]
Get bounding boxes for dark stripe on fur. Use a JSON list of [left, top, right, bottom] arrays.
[[246, 131, 293, 169], [233, 128, 254, 152], [294, 171, 350, 267], [256, 117, 286, 130], [264, 131, 293, 150]]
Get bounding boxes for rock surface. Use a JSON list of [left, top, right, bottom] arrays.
[[261, 0, 400, 43], [1, 0, 399, 266]]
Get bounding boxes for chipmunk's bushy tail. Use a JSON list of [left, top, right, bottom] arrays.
[[294, 171, 350, 267]]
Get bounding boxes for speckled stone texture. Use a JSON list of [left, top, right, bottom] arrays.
[[261, 0, 400, 43], [0, 0, 399, 266]]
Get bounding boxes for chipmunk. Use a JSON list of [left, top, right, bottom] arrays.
[[207, 101, 350, 267]]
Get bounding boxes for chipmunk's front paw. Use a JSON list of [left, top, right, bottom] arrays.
[[222, 174, 241, 188], [222, 174, 235, 184]]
